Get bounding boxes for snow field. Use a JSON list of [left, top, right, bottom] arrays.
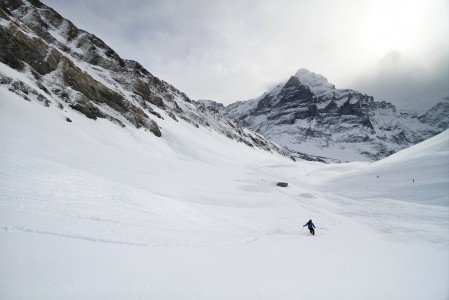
[[1, 90, 448, 299]]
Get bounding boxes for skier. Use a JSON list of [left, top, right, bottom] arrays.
[[303, 219, 316, 235]]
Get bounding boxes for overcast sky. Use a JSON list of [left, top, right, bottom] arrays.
[[43, 0, 449, 109]]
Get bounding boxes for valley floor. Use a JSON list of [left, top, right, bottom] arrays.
[[1, 92, 448, 299]]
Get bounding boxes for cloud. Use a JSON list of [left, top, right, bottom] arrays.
[[43, 0, 449, 107], [350, 47, 449, 112]]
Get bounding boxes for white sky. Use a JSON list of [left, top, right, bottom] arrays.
[[43, 0, 449, 107]]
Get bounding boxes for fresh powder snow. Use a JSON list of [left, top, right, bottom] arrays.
[[1, 88, 448, 299]]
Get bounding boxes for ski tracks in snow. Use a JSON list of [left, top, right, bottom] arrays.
[[0, 150, 194, 247], [322, 192, 449, 249], [1, 225, 148, 246], [0, 150, 270, 248]]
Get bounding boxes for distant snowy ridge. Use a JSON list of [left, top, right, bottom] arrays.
[[0, 0, 292, 159], [418, 100, 449, 130], [219, 68, 447, 162]]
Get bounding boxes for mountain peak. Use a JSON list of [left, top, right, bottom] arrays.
[[283, 75, 303, 89], [222, 67, 445, 162], [294, 68, 335, 94]]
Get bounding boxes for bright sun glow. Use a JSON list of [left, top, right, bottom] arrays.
[[362, 0, 438, 54]]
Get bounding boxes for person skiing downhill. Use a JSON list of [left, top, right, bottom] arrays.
[[303, 219, 316, 235]]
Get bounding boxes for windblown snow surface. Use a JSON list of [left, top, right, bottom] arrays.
[[1, 89, 448, 300]]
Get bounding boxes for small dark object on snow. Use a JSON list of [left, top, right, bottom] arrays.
[[66, 117, 72, 122], [277, 182, 288, 187]]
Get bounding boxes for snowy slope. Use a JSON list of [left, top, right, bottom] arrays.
[[1, 86, 448, 299]]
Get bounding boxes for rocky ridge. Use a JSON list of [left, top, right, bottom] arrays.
[[215, 69, 446, 162], [0, 0, 293, 159], [418, 100, 449, 130]]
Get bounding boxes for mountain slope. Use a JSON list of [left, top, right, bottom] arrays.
[[221, 68, 444, 162], [0, 0, 291, 158]]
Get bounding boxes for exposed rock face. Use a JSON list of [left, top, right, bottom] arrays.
[[0, 0, 162, 136], [0, 0, 292, 158], [222, 69, 442, 162], [419, 101, 449, 130]]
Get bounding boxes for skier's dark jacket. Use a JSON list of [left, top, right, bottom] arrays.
[[304, 220, 316, 229]]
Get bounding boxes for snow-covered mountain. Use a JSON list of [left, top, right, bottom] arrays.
[[0, 0, 291, 159], [1, 1, 448, 299], [218, 68, 447, 162], [419, 100, 449, 130]]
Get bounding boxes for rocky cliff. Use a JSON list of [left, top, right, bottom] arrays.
[[0, 0, 293, 159]]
